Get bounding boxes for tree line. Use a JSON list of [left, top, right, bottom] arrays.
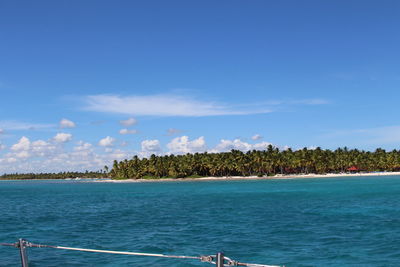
[[0, 171, 105, 180], [110, 146, 400, 179], [3, 146, 399, 180]]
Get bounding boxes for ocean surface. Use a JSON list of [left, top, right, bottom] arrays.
[[1, 176, 400, 267]]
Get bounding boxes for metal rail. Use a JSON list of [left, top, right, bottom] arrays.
[[1, 239, 281, 267]]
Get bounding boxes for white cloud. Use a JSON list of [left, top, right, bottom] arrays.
[[119, 129, 138, 135], [0, 143, 5, 150], [212, 139, 252, 152], [84, 94, 271, 117], [0, 133, 280, 174], [5, 137, 60, 162], [11, 136, 31, 151], [31, 140, 57, 157], [71, 142, 94, 160], [167, 136, 206, 154], [109, 149, 128, 160], [163, 136, 274, 154], [99, 136, 115, 147], [53, 133, 73, 143], [0, 157, 18, 164], [74, 142, 93, 151], [251, 134, 263, 141], [252, 141, 274, 150], [0, 137, 132, 173], [0, 129, 4, 134], [211, 139, 273, 153], [141, 139, 161, 153], [6, 157, 17, 163], [59, 118, 76, 128], [119, 118, 137, 126], [15, 151, 30, 159]]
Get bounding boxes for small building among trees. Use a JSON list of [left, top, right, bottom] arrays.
[[347, 166, 359, 173]]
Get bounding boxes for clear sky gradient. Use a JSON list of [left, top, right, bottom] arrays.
[[1, 0, 400, 173]]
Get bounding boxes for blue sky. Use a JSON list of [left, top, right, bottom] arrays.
[[1, 0, 400, 173]]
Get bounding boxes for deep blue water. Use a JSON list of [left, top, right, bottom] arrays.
[[1, 176, 400, 266]]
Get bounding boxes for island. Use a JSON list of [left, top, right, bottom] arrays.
[[2, 146, 400, 181]]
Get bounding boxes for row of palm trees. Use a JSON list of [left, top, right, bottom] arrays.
[[0, 171, 105, 180], [110, 146, 400, 179]]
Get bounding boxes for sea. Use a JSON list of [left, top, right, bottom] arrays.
[[1, 176, 400, 267]]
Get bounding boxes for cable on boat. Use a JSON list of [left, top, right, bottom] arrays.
[[1, 239, 281, 267]]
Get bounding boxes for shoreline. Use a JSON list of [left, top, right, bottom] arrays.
[[91, 171, 400, 183]]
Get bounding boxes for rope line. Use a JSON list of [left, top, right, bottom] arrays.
[[51, 245, 201, 260], [1, 240, 281, 267]]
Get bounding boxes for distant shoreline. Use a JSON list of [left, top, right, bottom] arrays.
[[2, 171, 400, 182], [91, 171, 400, 183]]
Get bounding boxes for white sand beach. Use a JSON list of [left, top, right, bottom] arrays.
[[91, 171, 400, 183]]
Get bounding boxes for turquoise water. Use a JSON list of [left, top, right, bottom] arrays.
[[1, 176, 400, 267]]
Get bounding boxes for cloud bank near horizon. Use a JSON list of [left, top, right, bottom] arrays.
[[0, 135, 281, 173], [3, 123, 400, 174]]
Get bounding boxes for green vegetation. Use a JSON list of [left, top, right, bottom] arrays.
[[3, 146, 400, 180], [0, 171, 105, 180], [110, 146, 400, 179]]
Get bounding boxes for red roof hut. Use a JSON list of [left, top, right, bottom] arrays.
[[347, 166, 359, 172]]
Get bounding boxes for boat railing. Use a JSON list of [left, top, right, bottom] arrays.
[[1, 238, 281, 267]]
